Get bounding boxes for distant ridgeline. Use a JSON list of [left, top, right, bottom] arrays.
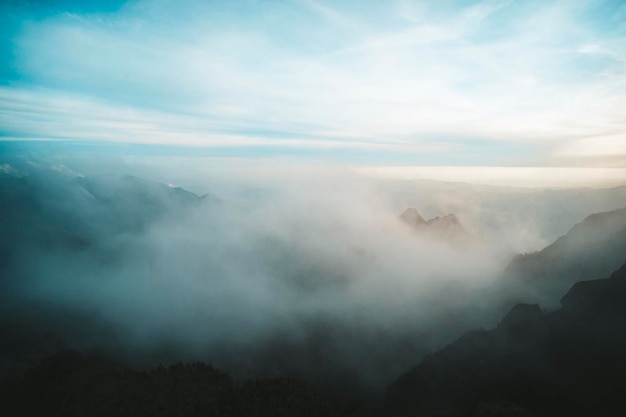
[[0, 171, 217, 256], [399, 208, 469, 242]]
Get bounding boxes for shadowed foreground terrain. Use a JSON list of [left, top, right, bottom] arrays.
[[0, 352, 346, 417], [388, 260, 626, 417], [3, 261, 626, 417]]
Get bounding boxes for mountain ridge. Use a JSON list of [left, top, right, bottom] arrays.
[[399, 208, 468, 241], [503, 207, 626, 307], [388, 259, 626, 417]]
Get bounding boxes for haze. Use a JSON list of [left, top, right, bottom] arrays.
[[1, 0, 626, 413]]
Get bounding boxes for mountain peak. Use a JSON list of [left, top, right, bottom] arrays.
[[399, 208, 426, 227], [400, 208, 467, 242]]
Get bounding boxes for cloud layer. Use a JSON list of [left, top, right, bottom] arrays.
[[1, 0, 626, 167], [2, 150, 626, 390]]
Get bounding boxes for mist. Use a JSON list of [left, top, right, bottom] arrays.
[[1, 0, 626, 413], [1, 153, 626, 394]]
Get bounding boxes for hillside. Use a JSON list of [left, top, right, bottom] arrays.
[[504, 207, 626, 306], [388, 260, 626, 417]]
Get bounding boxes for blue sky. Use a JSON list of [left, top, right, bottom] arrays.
[[1, 0, 625, 169]]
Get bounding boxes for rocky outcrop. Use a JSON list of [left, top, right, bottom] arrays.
[[399, 208, 425, 228], [399, 208, 468, 241]]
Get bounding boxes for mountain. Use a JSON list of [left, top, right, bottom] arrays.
[[77, 174, 203, 206], [383, 180, 626, 245], [0, 171, 209, 245], [387, 260, 626, 417], [399, 208, 468, 241], [0, 170, 214, 376], [504, 207, 626, 306], [399, 207, 426, 227], [73, 174, 208, 231]]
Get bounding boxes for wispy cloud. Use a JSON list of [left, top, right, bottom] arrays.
[[1, 0, 625, 167]]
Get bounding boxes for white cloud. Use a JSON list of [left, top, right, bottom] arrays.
[[3, 0, 626, 166], [358, 166, 626, 188]]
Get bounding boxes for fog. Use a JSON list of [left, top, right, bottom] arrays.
[[1, 153, 626, 393]]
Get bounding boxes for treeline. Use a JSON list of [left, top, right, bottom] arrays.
[[0, 350, 373, 417]]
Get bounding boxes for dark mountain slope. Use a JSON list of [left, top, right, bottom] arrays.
[[387, 261, 626, 417], [504, 207, 626, 306]]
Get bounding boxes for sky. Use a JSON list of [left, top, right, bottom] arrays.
[[0, 0, 625, 185]]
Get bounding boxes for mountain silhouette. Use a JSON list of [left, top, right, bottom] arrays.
[[399, 208, 468, 242], [504, 207, 626, 306], [387, 260, 626, 417]]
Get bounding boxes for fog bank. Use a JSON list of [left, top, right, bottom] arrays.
[[1, 154, 625, 391]]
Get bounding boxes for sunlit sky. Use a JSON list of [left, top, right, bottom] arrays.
[[1, 0, 625, 185]]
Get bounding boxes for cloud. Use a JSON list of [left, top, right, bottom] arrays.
[[0, 158, 505, 386], [556, 135, 626, 157], [1, 0, 625, 166], [2, 151, 626, 387], [358, 166, 626, 188]]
